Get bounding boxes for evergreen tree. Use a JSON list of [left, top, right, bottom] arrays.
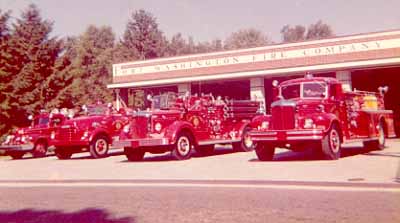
[[121, 9, 166, 60], [0, 4, 62, 136], [48, 25, 115, 108]]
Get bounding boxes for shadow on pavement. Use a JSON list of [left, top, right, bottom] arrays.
[[121, 147, 236, 162], [69, 151, 125, 160], [250, 146, 383, 162], [0, 208, 134, 223]]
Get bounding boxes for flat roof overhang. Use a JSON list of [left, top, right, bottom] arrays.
[[108, 30, 400, 89]]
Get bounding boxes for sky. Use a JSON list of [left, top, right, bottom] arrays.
[[1, 0, 399, 42]]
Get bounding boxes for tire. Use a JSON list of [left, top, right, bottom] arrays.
[[9, 151, 24, 160], [255, 143, 275, 161], [363, 121, 385, 150], [55, 148, 72, 160], [321, 124, 341, 160], [196, 145, 215, 156], [32, 141, 48, 158], [89, 135, 109, 158], [124, 147, 145, 161], [171, 132, 193, 160], [233, 127, 255, 152]]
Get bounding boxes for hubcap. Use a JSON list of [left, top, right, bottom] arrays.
[[177, 136, 190, 156], [95, 139, 107, 154], [330, 129, 340, 153]]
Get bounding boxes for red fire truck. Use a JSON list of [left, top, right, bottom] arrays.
[[52, 104, 129, 159], [115, 93, 260, 161], [249, 75, 396, 160], [0, 112, 67, 159]]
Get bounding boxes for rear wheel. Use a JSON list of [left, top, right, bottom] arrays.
[[196, 145, 215, 156], [124, 147, 145, 161], [321, 124, 341, 160], [89, 135, 109, 158], [172, 132, 193, 160], [55, 148, 72, 160], [255, 143, 275, 161], [233, 127, 255, 152], [32, 141, 48, 158]]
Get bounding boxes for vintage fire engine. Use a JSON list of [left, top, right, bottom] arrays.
[[0, 112, 67, 159], [115, 93, 260, 161], [52, 104, 129, 159], [249, 75, 396, 161]]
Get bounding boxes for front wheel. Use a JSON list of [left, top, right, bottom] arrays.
[[321, 124, 341, 160], [124, 147, 145, 161], [233, 127, 255, 152], [171, 132, 193, 160], [255, 143, 275, 161], [32, 142, 48, 158], [89, 135, 109, 158]]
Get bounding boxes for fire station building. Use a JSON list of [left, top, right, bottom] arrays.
[[108, 29, 400, 132]]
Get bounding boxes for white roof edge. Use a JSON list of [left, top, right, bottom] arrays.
[[114, 29, 400, 67], [107, 57, 400, 89]]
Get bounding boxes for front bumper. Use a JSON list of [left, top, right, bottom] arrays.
[[0, 143, 34, 153], [249, 129, 325, 142], [112, 137, 170, 149]]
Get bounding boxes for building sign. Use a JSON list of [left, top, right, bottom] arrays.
[[113, 38, 400, 78]]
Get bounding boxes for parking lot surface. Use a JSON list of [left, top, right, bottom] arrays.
[[1, 139, 399, 184]]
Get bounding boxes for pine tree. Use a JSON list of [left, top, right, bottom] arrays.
[[0, 4, 62, 136], [121, 9, 166, 60], [48, 25, 115, 108]]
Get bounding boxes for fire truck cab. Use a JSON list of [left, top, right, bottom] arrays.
[[249, 75, 396, 160], [0, 112, 67, 159], [115, 92, 260, 161]]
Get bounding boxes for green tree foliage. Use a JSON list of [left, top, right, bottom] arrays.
[[120, 9, 166, 60], [48, 25, 115, 108], [0, 4, 63, 136], [280, 25, 306, 43], [281, 20, 334, 43], [224, 28, 271, 50], [0, 9, 12, 135], [306, 20, 334, 40]]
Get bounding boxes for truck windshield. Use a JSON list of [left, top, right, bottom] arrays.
[[281, 84, 300, 99], [87, 106, 108, 115], [280, 82, 327, 99], [33, 117, 50, 126], [303, 82, 327, 98], [152, 93, 179, 110]]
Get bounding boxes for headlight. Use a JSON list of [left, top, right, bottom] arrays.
[[18, 129, 24, 134], [50, 131, 55, 140], [304, 118, 314, 129], [123, 124, 130, 133], [154, 123, 162, 132], [92, 122, 99, 128], [20, 136, 26, 143], [261, 121, 269, 129]]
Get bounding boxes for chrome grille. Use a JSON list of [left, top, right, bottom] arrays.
[[271, 100, 296, 130]]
